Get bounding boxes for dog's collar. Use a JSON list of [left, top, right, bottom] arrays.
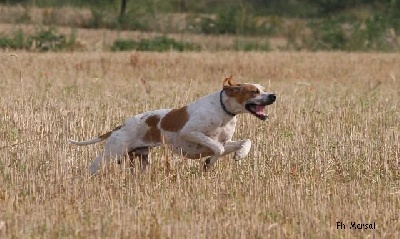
[[220, 90, 236, 117]]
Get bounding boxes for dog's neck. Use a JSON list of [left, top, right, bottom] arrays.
[[220, 90, 236, 117]]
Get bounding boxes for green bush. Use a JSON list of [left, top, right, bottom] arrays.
[[234, 39, 270, 51], [0, 27, 75, 51], [215, 6, 238, 34], [304, 14, 399, 51], [346, 15, 392, 51], [306, 17, 346, 50], [313, 0, 347, 15], [111, 36, 200, 51], [29, 27, 75, 51], [117, 9, 150, 31], [200, 5, 268, 36], [200, 17, 217, 34], [85, 8, 108, 29], [82, 5, 151, 31], [0, 29, 26, 49]]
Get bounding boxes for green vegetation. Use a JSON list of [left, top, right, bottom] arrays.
[[304, 15, 399, 51], [0, 0, 399, 51], [4, 0, 399, 19], [199, 5, 266, 35], [233, 39, 270, 51], [111, 36, 200, 52], [0, 27, 76, 51]]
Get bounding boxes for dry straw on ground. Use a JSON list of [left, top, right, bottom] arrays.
[[0, 52, 399, 238]]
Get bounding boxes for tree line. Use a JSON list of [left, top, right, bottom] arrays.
[[1, 0, 399, 18]]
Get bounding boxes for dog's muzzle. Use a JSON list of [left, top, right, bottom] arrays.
[[245, 94, 276, 120]]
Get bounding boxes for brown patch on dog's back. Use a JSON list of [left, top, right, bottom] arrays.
[[224, 84, 260, 104], [160, 106, 189, 132], [144, 115, 161, 143], [98, 125, 122, 140]]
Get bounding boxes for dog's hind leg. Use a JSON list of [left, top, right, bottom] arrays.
[[89, 152, 126, 175], [128, 147, 151, 171], [89, 154, 105, 175], [89, 138, 130, 175]]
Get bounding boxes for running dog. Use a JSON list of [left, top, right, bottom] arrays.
[[69, 76, 276, 174]]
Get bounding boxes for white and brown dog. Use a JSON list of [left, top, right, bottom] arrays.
[[69, 76, 276, 174]]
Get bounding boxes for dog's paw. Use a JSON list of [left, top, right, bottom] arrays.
[[204, 156, 219, 171], [234, 140, 251, 160], [203, 157, 211, 171]]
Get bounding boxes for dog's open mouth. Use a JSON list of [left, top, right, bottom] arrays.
[[245, 103, 269, 120]]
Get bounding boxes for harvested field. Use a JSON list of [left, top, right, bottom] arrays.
[[0, 52, 399, 238]]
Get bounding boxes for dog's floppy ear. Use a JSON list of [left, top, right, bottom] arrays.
[[223, 75, 241, 96], [223, 75, 236, 87]]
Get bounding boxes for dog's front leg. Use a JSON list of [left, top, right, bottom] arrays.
[[180, 131, 224, 170], [221, 139, 252, 160], [204, 140, 251, 170]]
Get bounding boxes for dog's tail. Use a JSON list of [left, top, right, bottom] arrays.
[[68, 125, 123, 146]]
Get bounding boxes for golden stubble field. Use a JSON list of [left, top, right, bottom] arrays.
[[0, 51, 399, 238]]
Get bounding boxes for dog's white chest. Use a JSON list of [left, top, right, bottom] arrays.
[[207, 118, 237, 142]]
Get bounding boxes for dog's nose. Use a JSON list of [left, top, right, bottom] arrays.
[[269, 94, 276, 102]]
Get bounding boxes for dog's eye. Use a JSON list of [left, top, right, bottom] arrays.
[[252, 90, 260, 94]]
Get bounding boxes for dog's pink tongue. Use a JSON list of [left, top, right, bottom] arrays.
[[256, 105, 265, 114]]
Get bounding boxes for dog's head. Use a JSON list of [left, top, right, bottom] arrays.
[[222, 76, 276, 120]]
